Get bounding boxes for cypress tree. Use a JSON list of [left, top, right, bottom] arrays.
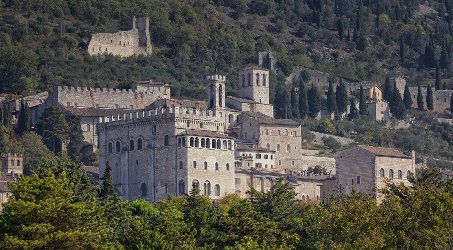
[[426, 85, 434, 110], [391, 82, 406, 119], [99, 161, 115, 198], [417, 86, 424, 110], [400, 34, 405, 63], [308, 84, 321, 118], [436, 59, 442, 90], [18, 99, 31, 135], [337, 19, 344, 41], [424, 41, 436, 68], [440, 40, 450, 70], [291, 85, 299, 118], [378, 136, 383, 147], [336, 79, 348, 114], [66, 112, 84, 162], [403, 83, 413, 110], [327, 81, 336, 114], [383, 78, 393, 102], [0, 126, 6, 154], [299, 80, 308, 119], [450, 94, 453, 112], [359, 85, 366, 115], [3, 103, 12, 131], [348, 98, 358, 120]]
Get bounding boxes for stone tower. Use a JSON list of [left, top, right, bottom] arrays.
[[239, 67, 270, 104], [206, 75, 226, 115], [2, 153, 23, 175]]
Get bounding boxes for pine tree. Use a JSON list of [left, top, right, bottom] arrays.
[[436, 59, 442, 90], [66, 112, 84, 162], [299, 80, 308, 119], [417, 86, 424, 111], [308, 84, 321, 118], [17, 99, 31, 135], [400, 34, 405, 63], [359, 85, 366, 115], [291, 85, 299, 118], [99, 161, 116, 198], [426, 85, 434, 110], [383, 78, 393, 102], [327, 81, 336, 114], [391, 82, 406, 119], [348, 97, 358, 120], [403, 83, 413, 110], [336, 79, 348, 114]]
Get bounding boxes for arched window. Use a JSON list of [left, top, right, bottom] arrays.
[[87, 124, 91, 131], [193, 179, 199, 189], [398, 170, 403, 179], [277, 144, 280, 152], [287, 144, 291, 152], [228, 141, 232, 150], [206, 139, 210, 148], [263, 74, 266, 86], [407, 170, 411, 178], [380, 168, 385, 178], [217, 139, 221, 149], [164, 135, 169, 146], [108, 142, 113, 153], [178, 138, 182, 147], [10, 160, 14, 166], [130, 140, 134, 151], [190, 137, 194, 147], [116, 141, 121, 152], [215, 162, 219, 170], [302, 195, 305, 201], [138, 138, 142, 150], [306, 195, 309, 200], [215, 184, 220, 196], [152, 125, 157, 134], [242, 74, 245, 87], [17, 160, 20, 166], [193, 161, 197, 168], [226, 163, 230, 171], [266, 143, 270, 149], [180, 161, 183, 169], [182, 137, 186, 147], [201, 138, 205, 148], [285, 129, 288, 135], [256, 73, 260, 86], [141, 183, 147, 197], [179, 180, 185, 195], [204, 162, 208, 170], [248, 73, 251, 86], [265, 164, 268, 168], [212, 139, 216, 149], [204, 181, 211, 196], [265, 129, 268, 135], [223, 140, 227, 149], [389, 169, 394, 179], [195, 137, 199, 147]]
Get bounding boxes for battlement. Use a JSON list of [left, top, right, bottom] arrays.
[[2, 153, 23, 158], [98, 106, 223, 126], [206, 75, 226, 81], [58, 86, 160, 95]]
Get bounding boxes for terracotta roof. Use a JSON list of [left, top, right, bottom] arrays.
[[241, 66, 269, 71], [63, 106, 140, 117], [178, 129, 233, 139], [226, 96, 258, 104], [357, 145, 411, 158]]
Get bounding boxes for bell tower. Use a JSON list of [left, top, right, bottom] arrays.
[[205, 75, 226, 115], [239, 67, 269, 104]]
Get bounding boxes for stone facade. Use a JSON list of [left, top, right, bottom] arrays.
[[257, 52, 280, 73], [235, 143, 276, 169], [234, 168, 284, 198], [364, 85, 383, 102], [2, 153, 23, 175], [408, 86, 453, 112], [336, 145, 415, 203], [289, 174, 335, 201], [300, 156, 336, 175], [366, 100, 391, 122], [88, 16, 152, 57], [239, 66, 270, 105]]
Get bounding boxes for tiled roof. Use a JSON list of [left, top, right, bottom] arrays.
[[226, 96, 258, 104], [63, 106, 140, 117], [357, 145, 411, 158], [178, 129, 233, 139], [241, 66, 269, 71], [242, 112, 300, 126], [171, 99, 208, 109], [0, 172, 20, 192]]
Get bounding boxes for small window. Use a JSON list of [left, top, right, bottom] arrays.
[[130, 140, 134, 151], [351, 179, 354, 185], [287, 144, 291, 152], [87, 124, 90, 131], [277, 144, 280, 152], [136, 160, 139, 165], [398, 170, 402, 179], [226, 163, 230, 171], [74, 103, 77, 108], [141, 183, 147, 197], [407, 170, 411, 178], [108, 142, 113, 153], [164, 135, 169, 146], [193, 161, 197, 168], [137, 138, 143, 150], [264, 155, 268, 159], [235, 178, 241, 184], [389, 169, 394, 179], [67, 102, 70, 107], [204, 162, 208, 170], [292, 161, 295, 166], [116, 142, 121, 152], [380, 168, 385, 178], [278, 160, 281, 165], [130, 105, 134, 109], [180, 161, 183, 169], [215, 184, 220, 196], [95, 104, 99, 108], [16, 160, 20, 166], [215, 162, 219, 170], [357, 176, 361, 184], [115, 104, 118, 109]]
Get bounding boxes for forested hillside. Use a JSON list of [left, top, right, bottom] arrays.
[[1, 0, 453, 98]]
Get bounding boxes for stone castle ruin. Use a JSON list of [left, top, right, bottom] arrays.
[[88, 16, 152, 57]]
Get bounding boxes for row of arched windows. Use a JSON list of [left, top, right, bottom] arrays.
[[178, 137, 233, 150], [192, 180, 221, 196], [241, 73, 267, 87], [379, 168, 411, 179], [108, 138, 144, 153], [273, 144, 292, 152], [191, 161, 230, 171]]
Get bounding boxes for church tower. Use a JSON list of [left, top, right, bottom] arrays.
[[239, 67, 269, 104], [205, 75, 226, 115]]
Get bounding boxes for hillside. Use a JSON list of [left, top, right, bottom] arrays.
[[0, 0, 451, 99]]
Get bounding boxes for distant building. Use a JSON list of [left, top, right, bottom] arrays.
[[0, 153, 23, 210], [363, 85, 383, 102], [366, 100, 391, 122]]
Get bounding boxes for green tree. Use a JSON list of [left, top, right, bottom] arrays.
[[436, 60, 442, 90], [337, 19, 344, 40], [0, 171, 110, 249], [36, 105, 70, 153], [0, 125, 8, 154], [348, 97, 358, 120], [308, 84, 321, 118], [327, 81, 336, 114], [65, 112, 84, 161], [299, 80, 308, 119], [440, 40, 450, 70], [99, 161, 115, 198], [450, 94, 453, 112], [0, 45, 38, 91], [336, 79, 348, 114], [426, 85, 434, 110], [400, 34, 405, 63], [17, 99, 31, 135], [390, 82, 406, 119], [403, 83, 413, 110], [359, 85, 366, 115], [417, 86, 424, 111], [291, 85, 299, 118], [3, 103, 12, 132], [383, 77, 393, 102]]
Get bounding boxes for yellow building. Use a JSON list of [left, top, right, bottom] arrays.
[[363, 86, 383, 102]]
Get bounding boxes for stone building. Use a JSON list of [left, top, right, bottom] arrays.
[[336, 145, 415, 202], [289, 173, 336, 201], [363, 85, 383, 102], [88, 16, 152, 57], [234, 168, 285, 199], [0, 153, 22, 210], [366, 100, 391, 122], [235, 142, 276, 169]]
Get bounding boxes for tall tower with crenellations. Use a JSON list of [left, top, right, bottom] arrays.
[[239, 66, 270, 104], [205, 75, 226, 116]]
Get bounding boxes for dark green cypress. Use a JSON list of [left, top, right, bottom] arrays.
[[337, 19, 344, 41], [383, 78, 393, 102], [426, 85, 434, 110], [359, 85, 366, 115], [291, 85, 299, 118], [450, 94, 453, 112], [417, 86, 424, 111], [308, 84, 321, 118], [3, 103, 12, 132], [299, 80, 308, 119], [327, 81, 336, 114], [400, 34, 405, 63], [66, 112, 84, 162], [403, 83, 413, 110], [18, 99, 31, 135], [336, 79, 348, 114], [99, 161, 116, 198], [348, 97, 358, 120], [391, 82, 406, 119], [436, 59, 442, 90]]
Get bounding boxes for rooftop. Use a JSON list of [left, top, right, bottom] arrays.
[[357, 145, 412, 158], [226, 96, 258, 104], [236, 143, 275, 153], [132, 80, 170, 87], [242, 111, 300, 126]]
